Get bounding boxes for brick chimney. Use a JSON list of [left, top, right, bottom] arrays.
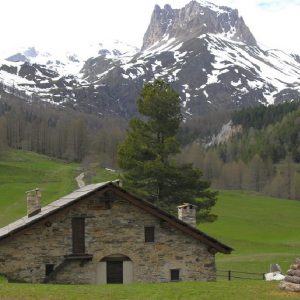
[[26, 189, 42, 217], [177, 203, 197, 227]]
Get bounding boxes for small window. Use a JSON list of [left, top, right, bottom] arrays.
[[45, 264, 55, 276], [144, 226, 155, 243], [170, 269, 180, 281]]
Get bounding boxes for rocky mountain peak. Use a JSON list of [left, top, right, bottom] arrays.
[[1, 0, 299, 119], [142, 4, 176, 51], [142, 0, 257, 50], [23, 47, 39, 58], [292, 54, 300, 64], [6, 47, 40, 63]]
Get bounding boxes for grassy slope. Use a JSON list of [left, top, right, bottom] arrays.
[[1, 150, 300, 298], [0, 149, 119, 227], [89, 166, 120, 184], [201, 190, 300, 274], [0, 149, 79, 227]]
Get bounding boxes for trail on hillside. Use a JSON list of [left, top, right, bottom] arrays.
[[75, 172, 85, 188]]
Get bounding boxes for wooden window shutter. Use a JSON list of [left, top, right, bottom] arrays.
[[72, 218, 85, 254], [144, 226, 155, 243]]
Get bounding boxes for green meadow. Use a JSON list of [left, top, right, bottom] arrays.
[[0, 150, 78, 227], [0, 149, 117, 227], [0, 149, 299, 299], [201, 190, 300, 275]]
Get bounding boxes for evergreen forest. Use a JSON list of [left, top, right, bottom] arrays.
[[1, 87, 300, 201]]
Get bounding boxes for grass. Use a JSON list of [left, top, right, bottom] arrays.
[[0, 149, 79, 227], [0, 149, 119, 227], [89, 166, 120, 183], [1, 150, 300, 298], [201, 190, 300, 274], [0, 281, 298, 300]]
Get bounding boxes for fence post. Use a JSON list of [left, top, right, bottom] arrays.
[[262, 273, 265, 280], [228, 270, 231, 281]]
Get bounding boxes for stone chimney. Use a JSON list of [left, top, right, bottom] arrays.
[[26, 189, 42, 217], [177, 203, 197, 227]]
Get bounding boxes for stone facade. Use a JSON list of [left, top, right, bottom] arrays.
[[0, 189, 217, 284]]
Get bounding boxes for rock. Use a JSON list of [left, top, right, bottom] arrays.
[[279, 258, 300, 292], [287, 269, 300, 277], [295, 258, 300, 265], [290, 264, 300, 270], [142, 1, 256, 51], [284, 275, 300, 284], [280, 281, 300, 292]]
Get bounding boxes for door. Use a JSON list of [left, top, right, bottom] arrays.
[[72, 218, 85, 254], [107, 261, 123, 283]]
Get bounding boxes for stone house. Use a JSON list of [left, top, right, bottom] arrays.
[[0, 181, 232, 284]]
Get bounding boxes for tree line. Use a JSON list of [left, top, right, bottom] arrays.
[[0, 91, 127, 168], [2, 82, 300, 202], [232, 101, 300, 130], [177, 102, 300, 200]]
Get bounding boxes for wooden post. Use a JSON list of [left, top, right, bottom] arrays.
[[262, 273, 265, 280], [228, 270, 231, 281]]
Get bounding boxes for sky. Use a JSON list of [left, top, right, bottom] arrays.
[[0, 0, 299, 56]]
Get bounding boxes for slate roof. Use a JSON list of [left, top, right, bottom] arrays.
[[0, 181, 233, 254], [0, 182, 109, 240]]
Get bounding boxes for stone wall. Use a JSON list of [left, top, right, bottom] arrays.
[[0, 191, 216, 283]]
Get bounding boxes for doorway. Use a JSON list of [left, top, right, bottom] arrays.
[[96, 254, 133, 284], [107, 261, 123, 283]]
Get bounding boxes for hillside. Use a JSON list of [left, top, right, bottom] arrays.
[[224, 101, 300, 163], [202, 190, 300, 273], [177, 102, 300, 201], [0, 150, 299, 275], [0, 149, 118, 227], [0, 150, 78, 227], [1, 188, 300, 299]]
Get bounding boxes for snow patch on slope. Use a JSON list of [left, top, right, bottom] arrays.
[[203, 34, 300, 104]]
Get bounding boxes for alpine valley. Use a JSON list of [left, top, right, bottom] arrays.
[[1, 0, 300, 118]]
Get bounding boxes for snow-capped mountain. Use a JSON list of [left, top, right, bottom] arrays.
[[76, 0, 300, 116], [5, 47, 83, 75], [0, 0, 300, 117], [0, 41, 138, 106]]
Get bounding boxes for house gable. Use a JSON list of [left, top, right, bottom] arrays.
[[0, 181, 232, 284], [0, 181, 232, 254]]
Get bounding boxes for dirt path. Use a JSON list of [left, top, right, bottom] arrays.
[[75, 172, 85, 188]]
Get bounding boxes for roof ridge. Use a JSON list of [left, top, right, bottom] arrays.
[[0, 180, 232, 254]]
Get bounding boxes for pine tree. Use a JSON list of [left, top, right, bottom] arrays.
[[118, 80, 217, 221]]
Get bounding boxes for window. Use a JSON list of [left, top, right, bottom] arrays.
[[72, 217, 85, 254], [45, 264, 54, 276], [144, 226, 155, 243], [170, 269, 180, 281]]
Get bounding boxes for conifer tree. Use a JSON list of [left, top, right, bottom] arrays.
[[118, 80, 217, 221]]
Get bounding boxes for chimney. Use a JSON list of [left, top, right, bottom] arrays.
[[178, 203, 197, 227], [112, 179, 122, 187], [26, 189, 42, 217]]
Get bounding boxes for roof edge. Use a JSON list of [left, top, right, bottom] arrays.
[[110, 184, 233, 254], [0, 181, 233, 254]]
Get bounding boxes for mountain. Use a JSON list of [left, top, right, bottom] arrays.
[[0, 41, 138, 109], [82, 0, 300, 117], [142, 1, 257, 50], [0, 0, 300, 117]]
